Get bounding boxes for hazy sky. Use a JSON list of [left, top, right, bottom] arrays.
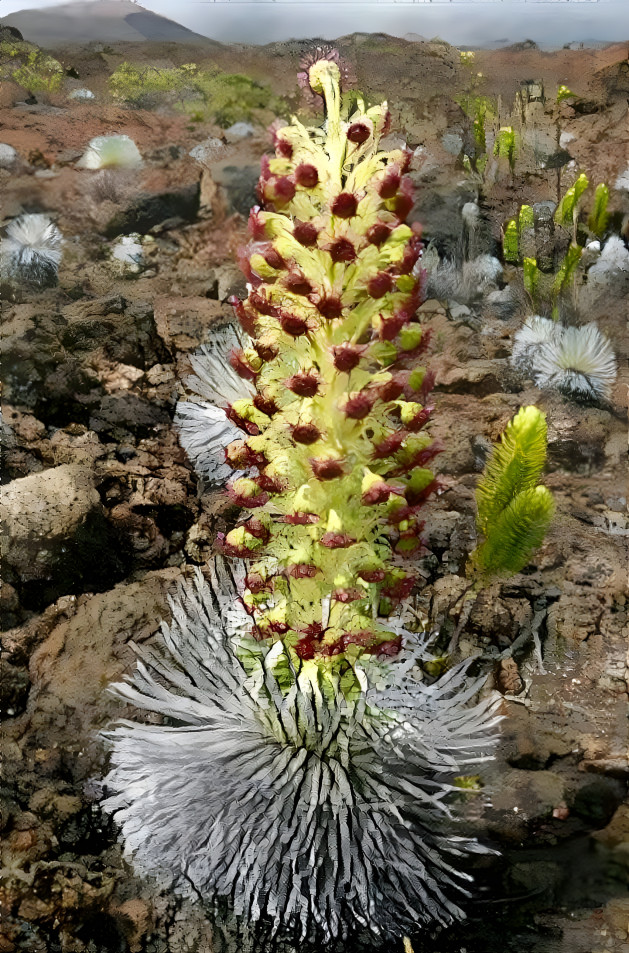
[[1, 0, 628, 46]]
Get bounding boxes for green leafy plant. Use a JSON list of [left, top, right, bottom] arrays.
[[108, 61, 287, 127], [470, 406, 554, 576], [0, 40, 63, 93]]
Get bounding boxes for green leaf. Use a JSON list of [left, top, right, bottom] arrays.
[[473, 485, 555, 575], [523, 257, 539, 301], [551, 242, 583, 301], [587, 183, 610, 238], [503, 219, 519, 263], [475, 406, 548, 536], [554, 173, 589, 226]]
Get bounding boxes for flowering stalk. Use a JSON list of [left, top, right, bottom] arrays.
[[222, 52, 437, 665]]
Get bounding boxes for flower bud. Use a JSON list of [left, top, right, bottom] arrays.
[[320, 532, 355, 548], [331, 192, 358, 218], [249, 290, 279, 317], [365, 636, 402, 657], [284, 272, 313, 296], [293, 221, 319, 246], [310, 457, 345, 480], [254, 341, 279, 363], [227, 477, 268, 508], [332, 343, 364, 373], [329, 238, 356, 263], [379, 313, 407, 341], [316, 295, 343, 320], [372, 430, 408, 459], [279, 311, 310, 337], [228, 296, 258, 337], [286, 371, 320, 397], [291, 421, 321, 444], [288, 564, 319, 579], [264, 246, 285, 270], [248, 206, 268, 240], [229, 348, 259, 381], [265, 175, 296, 206], [347, 122, 371, 144], [333, 588, 365, 602], [405, 406, 432, 433], [281, 512, 319, 525], [358, 568, 386, 583], [344, 392, 375, 419], [378, 167, 401, 199], [367, 272, 394, 298], [257, 472, 286, 493], [295, 163, 319, 188], [366, 222, 391, 246], [377, 374, 406, 402], [253, 393, 279, 417], [244, 516, 271, 541], [399, 324, 423, 352], [394, 178, 415, 221], [224, 440, 267, 470]]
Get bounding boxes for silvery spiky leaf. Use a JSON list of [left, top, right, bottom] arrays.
[[510, 315, 562, 377], [102, 562, 501, 945], [174, 400, 244, 486], [175, 324, 254, 486], [77, 134, 143, 170], [534, 323, 617, 401], [418, 251, 502, 305], [0, 213, 62, 288], [587, 235, 629, 284]]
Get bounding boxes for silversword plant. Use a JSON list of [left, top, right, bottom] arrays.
[[104, 49, 505, 947]]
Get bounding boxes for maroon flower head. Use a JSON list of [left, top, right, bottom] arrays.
[[362, 480, 393, 505], [333, 588, 365, 603], [293, 221, 319, 246], [253, 392, 279, 417], [347, 122, 371, 144], [331, 343, 364, 373], [358, 568, 386, 584], [378, 166, 401, 200], [229, 296, 257, 337], [250, 290, 280, 317], [264, 246, 285, 270], [229, 348, 258, 381], [248, 206, 268, 241], [379, 312, 407, 341], [288, 563, 319, 579], [368, 272, 394, 299], [279, 310, 310, 337], [373, 430, 408, 459], [320, 532, 355, 549], [254, 341, 279, 363], [405, 477, 439, 507], [245, 571, 271, 594], [405, 406, 433, 433], [310, 457, 345, 480], [295, 163, 319, 188], [366, 222, 391, 246], [227, 483, 269, 509], [365, 635, 402, 657], [244, 516, 271, 541], [284, 272, 313, 296], [344, 392, 375, 420], [281, 512, 319, 525], [264, 175, 296, 207], [256, 472, 286, 494], [227, 405, 259, 436], [394, 178, 415, 221], [316, 295, 343, 320], [291, 422, 321, 444], [332, 192, 358, 218], [377, 374, 406, 402], [329, 237, 356, 263], [285, 371, 320, 397]]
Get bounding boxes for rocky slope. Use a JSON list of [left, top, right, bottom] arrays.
[[0, 34, 628, 953]]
